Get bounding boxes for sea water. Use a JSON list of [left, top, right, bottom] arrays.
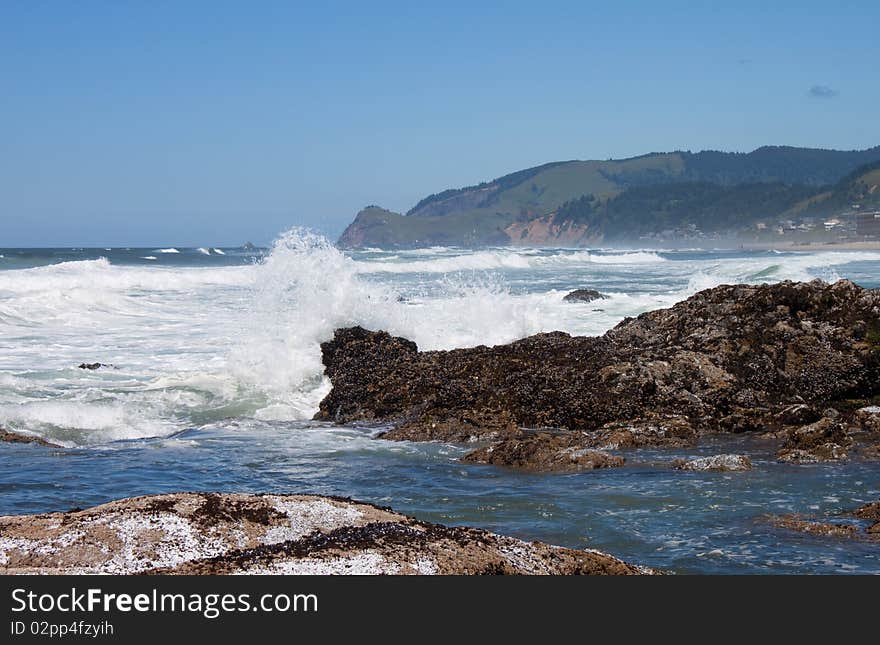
[[1, 232, 878, 573]]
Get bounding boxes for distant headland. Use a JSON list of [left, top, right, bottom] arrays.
[[337, 145, 880, 249]]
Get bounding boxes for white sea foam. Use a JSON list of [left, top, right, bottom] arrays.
[[212, 248, 226, 255], [197, 247, 211, 255], [353, 249, 667, 274], [156, 248, 180, 254], [141, 256, 157, 260], [0, 400, 181, 446]]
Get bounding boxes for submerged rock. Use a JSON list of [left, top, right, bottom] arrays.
[[563, 289, 607, 303], [0, 428, 59, 448], [0, 493, 649, 575], [767, 515, 861, 538], [672, 454, 753, 472], [462, 431, 625, 472], [853, 501, 880, 535], [78, 362, 112, 370], [853, 501, 880, 521]]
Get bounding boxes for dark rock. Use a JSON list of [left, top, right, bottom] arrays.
[[563, 289, 607, 303], [852, 500, 880, 536], [672, 454, 753, 472], [853, 501, 880, 521], [316, 280, 880, 459], [854, 406, 880, 433], [777, 418, 851, 463], [778, 445, 848, 463], [586, 416, 697, 449], [775, 403, 821, 426], [381, 409, 519, 443], [78, 362, 110, 370], [0, 428, 59, 448], [462, 431, 625, 472], [856, 441, 880, 460], [719, 407, 772, 433]]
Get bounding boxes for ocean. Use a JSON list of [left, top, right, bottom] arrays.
[[1, 230, 879, 573]]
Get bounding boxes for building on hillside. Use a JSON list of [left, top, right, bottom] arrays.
[[856, 211, 880, 237], [823, 218, 841, 231]]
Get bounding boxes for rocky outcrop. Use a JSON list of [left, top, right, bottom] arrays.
[[672, 454, 753, 472], [767, 515, 861, 538], [0, 493, 649, 575], [853, 501, 880, 521], [766, 501, 880, 539], [854, 406, 880, 433], [316, 280, 880, 469], [777, 418, 851, 463], [853, 501, 880, 535], [586, 416, 697, 449], [78, 362, 111, 370], [0, 428, 59, 448], [462, 431, 624, 472], [563, 289, 607, 303]]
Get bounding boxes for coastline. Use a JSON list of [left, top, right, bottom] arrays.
[[737, 239, 880, 252]]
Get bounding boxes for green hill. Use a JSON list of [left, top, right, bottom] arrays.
[[338, 145, 880, 248]]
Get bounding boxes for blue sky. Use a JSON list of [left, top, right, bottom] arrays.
[[1, 1, 878, 246]]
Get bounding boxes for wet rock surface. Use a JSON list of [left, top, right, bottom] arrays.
[[316, 280, 880, 470], [0, 427, 60, 448], [462, 431, 625, 472], [672, 454, 753, 472], [563, 289, 607, 303], [78, 362, 112, 370], [767, 515, 861, 538], [0, 493, 650, 575], [853, 501, 880, 535], [777, 418, 852, 463]]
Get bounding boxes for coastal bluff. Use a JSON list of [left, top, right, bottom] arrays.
[[316, 279, 880, 470], [0, 493, 648, 575]]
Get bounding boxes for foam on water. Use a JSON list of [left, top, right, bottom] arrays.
[[353, 248, 667, 274]]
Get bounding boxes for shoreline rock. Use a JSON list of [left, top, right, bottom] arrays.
[[0, 493, 651, 575], [462, 431, 625, 472], [315, 280, 880, 470], [767, 515, 861, 538], [0, 428, 60, 448], [853, 501, 880, 535], [777, 418, 851, 463]]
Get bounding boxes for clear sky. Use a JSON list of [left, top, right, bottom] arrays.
[[2, 1, 878, 246]]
